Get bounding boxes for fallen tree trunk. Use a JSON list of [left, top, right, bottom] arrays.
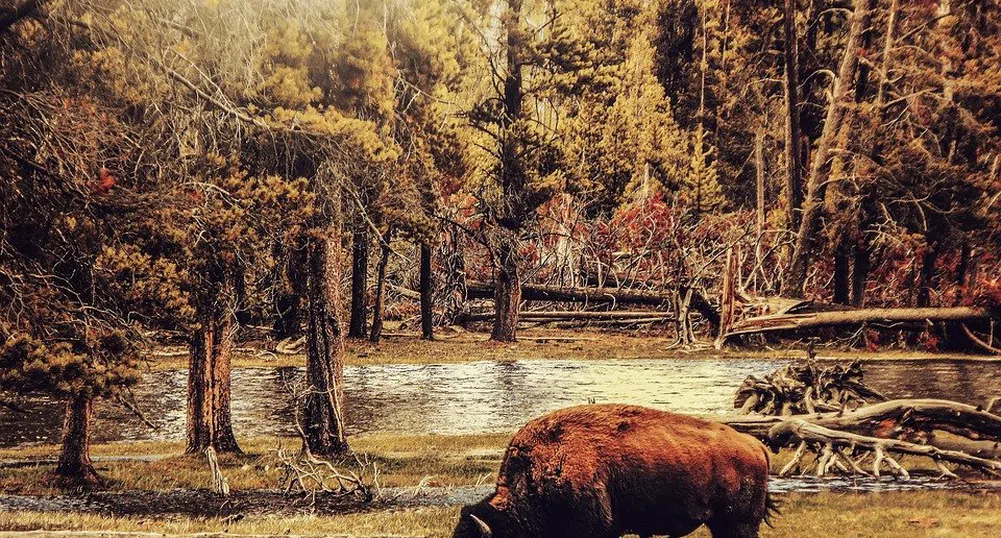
[[719, 306, 999, 346], [465, 281, 718, 327], [457, 310, 674, 323]]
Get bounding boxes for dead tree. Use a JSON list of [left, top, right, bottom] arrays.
[[781, 0, 803, 232], [783, 0, 872, 297]]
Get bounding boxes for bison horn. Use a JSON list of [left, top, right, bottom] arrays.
[[469, 515, 492, 538]]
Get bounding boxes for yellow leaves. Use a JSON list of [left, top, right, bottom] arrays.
[[270, 106, 400, 163], [260, 66, 323, 107]]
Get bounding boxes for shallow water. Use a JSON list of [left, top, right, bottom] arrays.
[[3, 357, 999, 448]]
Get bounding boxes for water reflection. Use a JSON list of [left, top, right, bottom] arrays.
[[2, 358, 999, 448]]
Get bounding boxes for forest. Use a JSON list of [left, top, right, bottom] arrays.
[[1, 0, 1001, 537]]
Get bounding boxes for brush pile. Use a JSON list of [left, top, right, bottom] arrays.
[[734, 360, 887, 416]]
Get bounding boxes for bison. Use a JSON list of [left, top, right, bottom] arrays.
[[453, 404, 775, 538]]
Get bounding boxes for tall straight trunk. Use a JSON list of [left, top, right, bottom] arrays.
[[274, 241, 306, 339], [186, 304, 240, 454], [917, 245, 940, 308], [370, 228, 393, 343], [55, 394, 97, 483], [954, 242, 971, 305], [782, 0, 803, 233], [303, 230, 349, 456], [755, 126, 766, 237], [491, 0, 525, 342], [782, 0, 871, 298], [833, 239, 851, 305], [754, 127, 767, 289], [851, 239, 871, 307], [348, 227, 369, 338], [491, 237, 521, 342], [211, 314, 239, 452], [420, 243, 434, 340]]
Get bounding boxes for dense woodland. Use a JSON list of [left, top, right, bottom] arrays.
[[1, 0, 1000, 484]]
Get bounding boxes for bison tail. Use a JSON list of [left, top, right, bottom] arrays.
[[763, 491, 781, 528]]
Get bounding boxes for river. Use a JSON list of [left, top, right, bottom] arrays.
[[2, 357, 999, 448]]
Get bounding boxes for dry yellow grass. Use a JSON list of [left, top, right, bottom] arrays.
[[0, 434, 510, 495], [2, 491, 1000, 538], [3, 434, 1000, 537]]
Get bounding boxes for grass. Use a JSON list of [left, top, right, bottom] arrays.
[[0, 434, 511, 495], [146, 326, 996, 370], [2, 491, 1001, 537], [0, 432, 970, 495], [3, 434, 1001, 537]]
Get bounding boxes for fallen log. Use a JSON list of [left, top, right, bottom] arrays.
[[466, 281, 718, 327], [718, 305, 1000, 346], [457, 310, 674, 323], [387, 283, 421, 301]]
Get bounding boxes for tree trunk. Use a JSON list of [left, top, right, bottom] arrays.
[[420, 243, 434, 340], [348, 227, 369, 338], [755, 126, 766, 237], [491, 238, 521, 342], [954, 242, 971, 305], [488, 0, 526, 343], [917, 244, 940, 308], [186, 307, 240, 454], [851, 239, 870, 307], [782, 0, 803, 233], [273, 241, 307, 339], [55, 394, 98, 483], [833, 239, 851, 305], [303, 230, 349, 456], [782, 0, 871, 298], [370, 228, 393, 343]]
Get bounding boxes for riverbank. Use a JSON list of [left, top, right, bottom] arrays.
[[148, 327, 998, 369], [3, 436, 1001, 537]]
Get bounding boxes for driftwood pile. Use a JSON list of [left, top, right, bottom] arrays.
[[726, 361, 1001, 479], [734, 360, 887, 415]]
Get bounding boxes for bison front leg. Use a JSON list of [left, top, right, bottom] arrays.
[[707, 521, 761, 538]]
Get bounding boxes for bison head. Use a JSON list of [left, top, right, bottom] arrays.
[[453, 497, 519, 538]]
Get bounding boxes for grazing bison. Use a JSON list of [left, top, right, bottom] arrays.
[[453, 404, 774, 538]]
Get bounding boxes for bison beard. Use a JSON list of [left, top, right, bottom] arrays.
[[453, 405, 773, 538]]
